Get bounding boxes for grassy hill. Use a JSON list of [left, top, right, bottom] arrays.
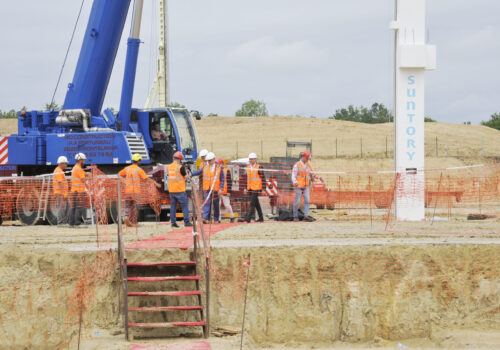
[[194, 116, 500, 171], [2, 116, 499, 171]]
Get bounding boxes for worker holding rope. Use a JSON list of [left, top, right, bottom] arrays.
[[166, 151, 193, 228], [191, 152, 225, 224]]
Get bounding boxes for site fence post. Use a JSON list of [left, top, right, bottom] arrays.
[[368, 175, 373, 230], [447, 175, 452, 220], [431, 172, 443, 225], [360, 137, 363, 158], [261, 140, 263, 160], [236, 141, 239, 159], [117, 180, 129, 340], [478, 178, 482, 214], [386, 136, 388, 158], [335, 138, 338, 158], [435, 136, 438, 157]]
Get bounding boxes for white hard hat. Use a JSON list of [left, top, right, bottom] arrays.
[[75, 153, 87, 161], [206, 152, 216, 161], [248, 153, 257, 159], [199, 149, 208, 158], [57, 156, 68, 164]]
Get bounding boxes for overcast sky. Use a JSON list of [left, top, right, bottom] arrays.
[[0, 0, 499, 123]]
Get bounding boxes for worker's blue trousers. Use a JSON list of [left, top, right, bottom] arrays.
[[293, 187, 310, 218], [170, 192, 191, 225], [203, 190, 220, 221]]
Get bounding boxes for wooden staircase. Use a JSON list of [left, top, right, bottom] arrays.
[[124, 259, 207, 338], [116, 179, 211, 341]]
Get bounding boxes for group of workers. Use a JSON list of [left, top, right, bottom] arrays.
[[51, 147, 314, 227]]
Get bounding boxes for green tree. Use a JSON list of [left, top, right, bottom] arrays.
[[168, 102, 185, 108], [424, 117, 436, 122], [45, 101, 60, 110], [330, 103, 393, 123], [481, 112, 500, 131], [0, 109, 18, 118], [235, 99, 268, 117]]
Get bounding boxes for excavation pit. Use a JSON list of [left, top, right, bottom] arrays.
[[0, 219, 499, 349]]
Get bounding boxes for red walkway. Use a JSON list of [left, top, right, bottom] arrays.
[[125, 222, 241, 250]]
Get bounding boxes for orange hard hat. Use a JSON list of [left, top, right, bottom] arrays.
[[216, 158, 224, 165], [302, 150, 311, 159], [173, 151, 184, 160]]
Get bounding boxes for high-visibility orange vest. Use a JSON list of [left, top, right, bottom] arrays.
[[167, 162, 186, 193], [295, 161, 310, 187], [246, 164, 262, 191], [119, 164, 148, 194], [71, 164, 86, 193], [202, 165, 220, 191], [53, 166, 68, 197], [221, 167, 228, 195]]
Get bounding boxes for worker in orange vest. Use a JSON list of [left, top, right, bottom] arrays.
[[69, 153, 87, 226], [166, 151, 193, 228], [292, 150, 313, 222], [242, 153, 266, 223], [191, 152, 225, 224], [196, 149, 209, 170], [52, 156, 69, 224], [118, 153, 149, 227], [217, 158, 235, 223]]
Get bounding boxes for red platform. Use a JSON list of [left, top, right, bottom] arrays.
[[125, 222, 241, 250], [130, 340, 211, 350]]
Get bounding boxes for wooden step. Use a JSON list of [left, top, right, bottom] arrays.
[[126, 261, 196, 267], [128, 306, 202, 312], [128, 291, 201, 297], [128, 321, 205, 328], [128, 275, 200, 282]]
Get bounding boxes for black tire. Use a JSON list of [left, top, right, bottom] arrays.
[[46, 196, 70, 225], [16, 188, 41, 225]]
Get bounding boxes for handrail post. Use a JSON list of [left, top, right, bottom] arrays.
[[117, 179, 129, 340]]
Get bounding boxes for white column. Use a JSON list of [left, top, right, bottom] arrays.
[[391, 0, 436, 221]]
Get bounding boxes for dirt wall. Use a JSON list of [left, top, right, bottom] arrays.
[[0, 243, 499, 348]]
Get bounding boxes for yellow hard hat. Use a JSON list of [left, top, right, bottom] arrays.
[[132, 153, 142, 162]]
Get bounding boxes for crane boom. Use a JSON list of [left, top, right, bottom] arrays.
[[63, 0, 132, 116]]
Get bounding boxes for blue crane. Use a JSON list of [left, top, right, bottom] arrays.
[[7, 0, 199, 175]]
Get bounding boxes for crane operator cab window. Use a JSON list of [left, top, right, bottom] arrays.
[[150, 112, 177, 164]]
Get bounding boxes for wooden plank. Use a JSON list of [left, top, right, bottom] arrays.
[[126, 261, 196, 267], [127, 275, 200, 282], [127, 291, 201, 297], [128, 321, 205, 328], [128, 306, 202, 312]]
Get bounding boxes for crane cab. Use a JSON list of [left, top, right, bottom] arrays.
[[131, 108, 198, 165]]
